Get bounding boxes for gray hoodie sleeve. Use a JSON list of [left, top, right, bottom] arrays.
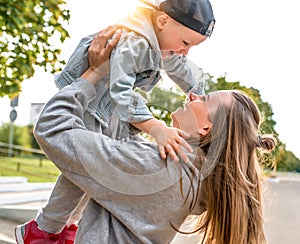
[[34, 78, 184, 195]]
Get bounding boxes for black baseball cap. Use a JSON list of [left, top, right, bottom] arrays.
[[159, 0, 215, 37], [140, 0, 215, 37]]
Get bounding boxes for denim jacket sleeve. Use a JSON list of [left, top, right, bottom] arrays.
[[54, 34, 95, 89], [109, 33, 155, 123], [163, 55, 205, 95], [54, 32, 154, 124]]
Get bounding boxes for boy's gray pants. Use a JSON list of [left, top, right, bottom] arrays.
[[36, 111, 107, 234], [36, 175, 89, 234]]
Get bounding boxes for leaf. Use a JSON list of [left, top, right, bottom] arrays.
[[0, 0, 70, 97]]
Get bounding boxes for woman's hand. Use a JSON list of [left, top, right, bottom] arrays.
[[81, 26, 121, 84]]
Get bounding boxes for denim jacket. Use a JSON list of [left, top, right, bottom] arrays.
[[54, 7, 204, 134]]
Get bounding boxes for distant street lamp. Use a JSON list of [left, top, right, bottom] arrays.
[[8, 96, 18, 157]]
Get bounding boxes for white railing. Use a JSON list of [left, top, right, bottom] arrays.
[[0, 141, 44, 155]]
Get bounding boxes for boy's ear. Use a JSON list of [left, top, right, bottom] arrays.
[[156, 12, 170, 30]]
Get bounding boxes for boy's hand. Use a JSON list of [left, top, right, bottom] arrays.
[[150, 125, 193, 163]]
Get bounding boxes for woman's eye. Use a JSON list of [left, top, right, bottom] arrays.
[[199, 96, 205, 101], [202, 94, 209, 101]]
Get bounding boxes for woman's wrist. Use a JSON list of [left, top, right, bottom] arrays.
[[80, 66, 106, 84]]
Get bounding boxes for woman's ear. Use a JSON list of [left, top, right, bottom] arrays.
[[156, 12, 170, 30], [198, 126, 211, 137]]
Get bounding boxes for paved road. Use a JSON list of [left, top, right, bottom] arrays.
[[264, 178, 300, 244], [1, 174, 300, 244]]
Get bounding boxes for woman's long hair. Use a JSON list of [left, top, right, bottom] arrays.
[[193, 90, 277, 244]]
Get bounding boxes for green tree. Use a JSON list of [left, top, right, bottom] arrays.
[[275, 141, 300, 172], [0, 123, 31, 147], [138, 80, 185, 126], [0, 0, 70, 98], [27, 124, 40, 149]]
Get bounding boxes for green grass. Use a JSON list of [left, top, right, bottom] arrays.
[[0, 155, 60, 182]]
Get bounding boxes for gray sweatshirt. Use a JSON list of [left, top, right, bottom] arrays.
[[34, 78, 206, 243]]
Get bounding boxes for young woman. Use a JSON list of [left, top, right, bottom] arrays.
[[17, 28, 276, 244]]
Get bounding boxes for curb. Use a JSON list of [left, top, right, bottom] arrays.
[[0, 205, 39, 223]]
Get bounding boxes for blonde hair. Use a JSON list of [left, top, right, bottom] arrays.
[[191, 90, 277, 244]]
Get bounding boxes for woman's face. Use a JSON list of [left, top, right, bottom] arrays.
[[171, 91, 232, 137]]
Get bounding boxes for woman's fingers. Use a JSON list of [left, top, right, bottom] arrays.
[[88, 26, 121, 76], [90, 26, 119, 59], [94, 26, 116, 48], [105, 29, 121, 51]]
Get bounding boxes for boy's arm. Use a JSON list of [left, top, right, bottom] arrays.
[[163, 54, 205, 95], [108, 34, 193, 162], [131, 119, 193, 163], [109, 35, 154, 122]]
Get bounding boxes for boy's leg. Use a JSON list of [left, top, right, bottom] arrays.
[[36, 108, 103, 234], [15, 175, 86, 244], [66, 193, 90, 227], [15, 108, 105, 244], [36, 174, 88, 234]]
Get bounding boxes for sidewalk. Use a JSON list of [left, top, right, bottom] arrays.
[[0, 173, 300, 244], [0, 177, 53, 244], [0, 218, 20, 244]]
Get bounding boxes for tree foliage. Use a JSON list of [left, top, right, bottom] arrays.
[[0, 123, 32, 147], [137, 81, 186, 126], [0, 0, 70, 98]]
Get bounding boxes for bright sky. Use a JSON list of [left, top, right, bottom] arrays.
[[0, 0, 299, 159]]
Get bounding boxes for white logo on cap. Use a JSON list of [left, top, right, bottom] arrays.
[[205, 20, 215, 37]]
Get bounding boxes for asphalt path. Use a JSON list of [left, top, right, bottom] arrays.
[[264, 178, 300, 244]]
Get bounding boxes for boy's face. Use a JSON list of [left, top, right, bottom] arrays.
[[155, 13, 207, 58]]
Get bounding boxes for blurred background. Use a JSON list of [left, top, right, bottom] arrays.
[[0, 0, 299, 243]]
